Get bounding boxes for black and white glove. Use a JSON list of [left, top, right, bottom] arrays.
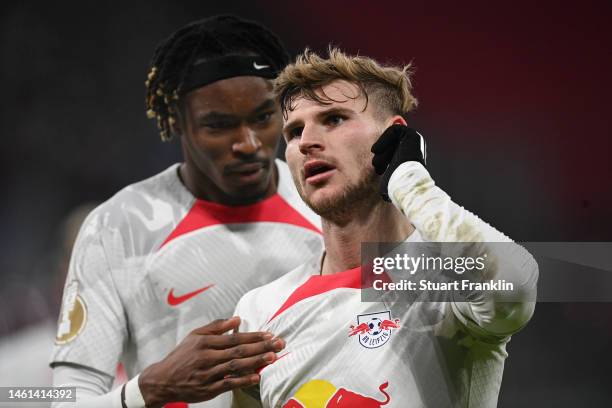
[[371, 125, 427, 201]]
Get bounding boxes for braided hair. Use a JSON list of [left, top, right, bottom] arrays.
[[144, 15, 289, 141]]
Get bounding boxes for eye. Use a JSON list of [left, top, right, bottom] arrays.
[[200, 120, 234, 130], [325, 114, 346, 127], [254, 111, 273, 124], [285, 126, 303, 141]]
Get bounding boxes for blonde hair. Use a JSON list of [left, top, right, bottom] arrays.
[[275, 47, 418, 119]]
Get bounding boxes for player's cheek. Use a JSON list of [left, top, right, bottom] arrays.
[[284, 145, 300, 172]]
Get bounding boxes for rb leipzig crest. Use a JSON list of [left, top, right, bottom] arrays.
[[349, 311, 400, 349]]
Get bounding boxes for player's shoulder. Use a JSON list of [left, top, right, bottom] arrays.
[[85, 164, 190, 231], [237, 254, 321, 328], [106, 163, 189, 213]]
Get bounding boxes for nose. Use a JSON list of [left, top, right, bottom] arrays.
[[298, 125, 324, 155], [232, 125, 262, 156]]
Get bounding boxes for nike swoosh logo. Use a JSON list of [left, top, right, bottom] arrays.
[[167, 284, 215, 306], [253, 62, 270, 70]]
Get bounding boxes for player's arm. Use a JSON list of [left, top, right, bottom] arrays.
[[51, 318, 283, 407], [373, 125, 538, 337], [50, 215, 130, 405], [51, 363, 121, 408], [52, 216, 284, 406]]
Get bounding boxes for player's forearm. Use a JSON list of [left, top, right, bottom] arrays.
[[51, 387, 122, 408], [138, 362, 176, 407], [52, 365, 146, 408], [388, 161, 513, 243], [388, 161, 538, 335]]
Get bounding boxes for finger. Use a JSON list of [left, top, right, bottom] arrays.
[[372, 148, 396, 175], [371, 124, 404, 154], [208, 352, 277, 382], [204, 373, 260, 397], [396, 128, 427, 165], [210, 337, 285, 365], [204, 332, 274, 349], [192, 317, 241, 336]]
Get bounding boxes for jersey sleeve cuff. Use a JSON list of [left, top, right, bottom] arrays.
[[125, 374, 147, 408]]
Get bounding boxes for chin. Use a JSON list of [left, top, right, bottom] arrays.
[[305, 187, 339, 205], [301, 188, 347, 216], [300, 173, 380, 219], [235, 179, 275, 203]]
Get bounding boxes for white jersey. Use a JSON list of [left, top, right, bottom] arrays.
[[234, 162, 538, 408], [50, 160, 323, 406]]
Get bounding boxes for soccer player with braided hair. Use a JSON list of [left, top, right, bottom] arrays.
[[50, 16, 322, 408]]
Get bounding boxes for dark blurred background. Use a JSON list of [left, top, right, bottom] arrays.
[[1, 0, 611, 406]]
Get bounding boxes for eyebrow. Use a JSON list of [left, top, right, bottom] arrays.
[[282, 106, 355, 133], [196, 98, 276, 122], [252, 99, 276, 112]]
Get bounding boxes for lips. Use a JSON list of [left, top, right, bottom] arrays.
[[230, 162, 265, 174], [225, 159, 269, 174], [224, 160, 269, 185], [303, 160, 336, 184]]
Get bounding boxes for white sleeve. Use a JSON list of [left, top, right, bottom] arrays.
[[388, 161, 538, 337], [50, 214, 128, 376], [51, 364, 146, 408]]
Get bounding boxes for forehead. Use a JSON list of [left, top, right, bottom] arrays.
[[286, 80, 370, 120], [183, 76, 274, 114]]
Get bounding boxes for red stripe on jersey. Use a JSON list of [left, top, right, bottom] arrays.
[[160, 194, 320, 249], [268, 264, 393, 323], [268, 267, 361, 323]]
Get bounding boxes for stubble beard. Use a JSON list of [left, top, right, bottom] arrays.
[[295, 165, 380, 225]]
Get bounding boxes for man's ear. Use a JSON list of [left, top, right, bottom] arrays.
[[388, 115, 407, 128]]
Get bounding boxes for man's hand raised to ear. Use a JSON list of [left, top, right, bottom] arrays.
[[371, 124, 427, 201]]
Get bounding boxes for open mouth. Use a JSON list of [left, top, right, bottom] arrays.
[[304, 160, 336, 184]]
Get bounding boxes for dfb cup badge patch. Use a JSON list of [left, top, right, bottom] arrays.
[[349, 311, 400, 349], [55, 280, 87, 344]]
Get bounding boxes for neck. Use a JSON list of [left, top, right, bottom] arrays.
[[320, 199, 414, 275]]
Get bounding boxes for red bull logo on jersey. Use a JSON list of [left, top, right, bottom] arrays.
[[349, 311, 400, 349], [283, 379, 390, 408]]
